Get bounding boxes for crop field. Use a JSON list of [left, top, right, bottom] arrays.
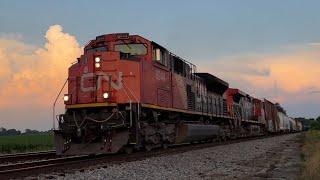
[[299, 130, 320, 180], [0, 134, 54, 154]]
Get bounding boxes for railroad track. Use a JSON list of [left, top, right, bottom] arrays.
[[0, 134, 291, 179], [0, 150, 57, 164]]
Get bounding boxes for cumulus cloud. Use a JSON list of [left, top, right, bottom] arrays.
[[0, 25, 82, 130]]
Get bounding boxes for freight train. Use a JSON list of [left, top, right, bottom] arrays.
[[54, 33, 301, 155]]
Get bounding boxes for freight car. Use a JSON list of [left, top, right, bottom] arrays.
[[277, 112, 300, 133], [289, 117, 297, 132], [295, 119, 302, 131], [54, 33, 300, 155], [278, 112, 290, 133]]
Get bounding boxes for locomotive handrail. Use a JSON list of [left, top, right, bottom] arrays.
[[110, 74, 134, 127], [52, 78, 68, 130], [72, 111, 116, 128], [110, 74, 136, 127]]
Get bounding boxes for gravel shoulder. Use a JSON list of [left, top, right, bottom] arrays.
[[34, 133, 302, 180]]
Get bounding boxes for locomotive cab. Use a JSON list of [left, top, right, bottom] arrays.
[[55, 33, 151, 155], [63, 33, 150, 105]]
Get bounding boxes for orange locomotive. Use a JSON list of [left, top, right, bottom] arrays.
[[54, 33, 279, 155]]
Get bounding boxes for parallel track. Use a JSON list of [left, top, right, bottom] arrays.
[[0, 150, 57, 164], [0, 134, 293, 180]]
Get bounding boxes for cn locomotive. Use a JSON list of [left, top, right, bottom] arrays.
[[54, 33, 301, 155]]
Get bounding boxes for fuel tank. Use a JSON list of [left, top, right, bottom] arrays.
[[174, 123, 220, 143]]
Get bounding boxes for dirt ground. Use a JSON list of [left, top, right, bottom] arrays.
[[260, 137, 302, 179], [229, 134, 302, 180]]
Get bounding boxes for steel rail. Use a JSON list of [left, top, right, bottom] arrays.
[[0, 150, 57, 164]]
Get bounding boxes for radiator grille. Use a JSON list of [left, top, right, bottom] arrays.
[[186, 85, 195, 110]]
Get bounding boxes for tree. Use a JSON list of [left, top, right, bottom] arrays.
[[0, 127, 6, 136], [316, 116, 320, 122], [0, 127, 6, 132], [24, 129, 40, 135], [275, 102, 287, 115], [5, 129, 21, 135], [0, 127, 53, 136]]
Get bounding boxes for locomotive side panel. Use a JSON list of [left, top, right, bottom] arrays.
[[141, 59, 155, 105], [172, 73, 188, 110], [263, 99, 280, 133], [154, 64, 172, 107], [141, 49, 172, 107], [195, 77, 208, 113], [253, 98, 262, 121], [239, 97, 254, 121], [207, 91, 224, 117]]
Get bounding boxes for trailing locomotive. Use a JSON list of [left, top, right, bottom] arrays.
[[54, 33, 300, 155]]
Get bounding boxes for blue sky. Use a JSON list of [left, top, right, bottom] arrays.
[[1, 0, 320, 58], [1, 1, 320, 130]]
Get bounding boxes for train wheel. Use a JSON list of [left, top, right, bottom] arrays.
[[162, 143, 169, 149], [145, 144, 153, 151], [124, 146, 133, 154], [218, 137, 222, 142], [213, 137, 219, 142]]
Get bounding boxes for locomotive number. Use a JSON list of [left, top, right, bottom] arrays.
[[116, 33, 129, 39], [96, 36, 104, 41]]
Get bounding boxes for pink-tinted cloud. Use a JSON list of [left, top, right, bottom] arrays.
[[200, 44, 320, 117], [0, 25, 82, 107], [0, 25, 82, 130]]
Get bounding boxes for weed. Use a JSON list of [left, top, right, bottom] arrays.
[[299, 130, 320, 180]]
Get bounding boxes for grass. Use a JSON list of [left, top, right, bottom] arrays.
[[0, 134, 54, 154], [299, 130, 320, 180]]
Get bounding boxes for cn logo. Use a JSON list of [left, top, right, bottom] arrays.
[[80, 72, 123, 92]]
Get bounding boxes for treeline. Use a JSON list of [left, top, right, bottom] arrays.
[[296, 116, 320, 130], [0, 127, 53, 136]]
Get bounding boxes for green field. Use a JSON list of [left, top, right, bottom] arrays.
[[0, 134, 54, 154]]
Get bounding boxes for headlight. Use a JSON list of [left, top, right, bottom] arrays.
[[103, 92, 109, 99], [95, 57, 101, 63], [63, 95, 69, 101], [95, 62, 101, 68]]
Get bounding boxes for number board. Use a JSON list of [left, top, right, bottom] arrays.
[[116, 33, 129, 39], [96, 36, 105, 41]]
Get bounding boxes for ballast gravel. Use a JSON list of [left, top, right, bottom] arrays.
[[36, 133, 302, 180]]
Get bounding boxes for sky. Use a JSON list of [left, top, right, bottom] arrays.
[[0, 0, 320, 131]]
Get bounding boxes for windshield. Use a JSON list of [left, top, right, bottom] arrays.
[[86, 46, 108, 54], [114, 43, 147, 55]]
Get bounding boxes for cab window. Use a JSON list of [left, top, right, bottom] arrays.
[[153, 47, 166, 66], [114, 44, 147, 55], [86, 46, 108, 54]]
